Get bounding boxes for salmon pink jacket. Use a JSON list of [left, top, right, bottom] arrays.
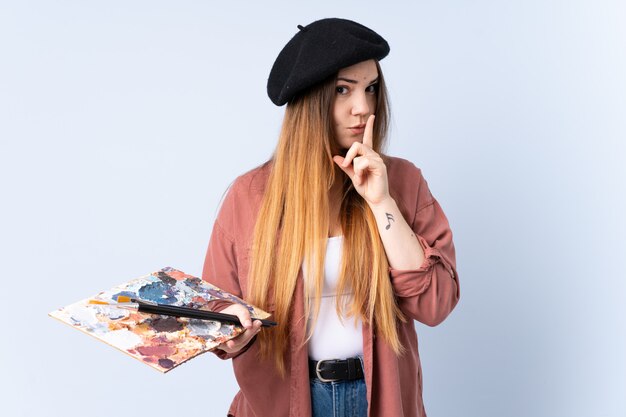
[[202, 156, 460, 417]]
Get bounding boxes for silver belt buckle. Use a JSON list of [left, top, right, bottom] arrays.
[[315, 359, 339, 383]]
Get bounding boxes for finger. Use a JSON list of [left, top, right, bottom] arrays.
[[354, 156, 382, 186], [234, 328, 258, 347], [333, 156, 355, 180], [355, 155, 383, 175], [342, 142, 365, 168], [355, 157, 375, 184], [220, 325, 260, 353], [238, 320, 262, 340], [362, 114, 375, 149], [353, 156, 365, 185], [233, 308, 252, 329], [219, 303, 254, 329]]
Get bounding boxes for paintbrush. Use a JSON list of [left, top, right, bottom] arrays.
[[88, 296, 277, 327]]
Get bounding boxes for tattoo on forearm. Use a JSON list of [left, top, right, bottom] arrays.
[[385, 213, 395, 230]]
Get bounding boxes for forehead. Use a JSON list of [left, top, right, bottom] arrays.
[[336, 59, 378, 81]]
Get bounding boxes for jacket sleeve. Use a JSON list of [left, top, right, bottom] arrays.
[[390, 172, 460, 327], [202, 185, 254, 360]]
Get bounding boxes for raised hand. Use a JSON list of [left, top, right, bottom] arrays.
[[332, 114, 391, 206]]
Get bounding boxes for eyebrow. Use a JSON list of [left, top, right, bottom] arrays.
[[336, 77, 379, 85]]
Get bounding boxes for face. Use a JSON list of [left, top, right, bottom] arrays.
[[331, 59, 379, 150]]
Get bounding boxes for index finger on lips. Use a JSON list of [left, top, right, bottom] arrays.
[[362, 114, 375, 149]]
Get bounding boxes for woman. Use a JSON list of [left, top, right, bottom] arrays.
[[202, 18, 460, 417]]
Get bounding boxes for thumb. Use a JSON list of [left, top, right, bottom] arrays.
[[234, 309, 252, 330], [333, 156, 354, 180]]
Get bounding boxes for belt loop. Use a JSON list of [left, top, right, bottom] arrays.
[[347, 358, 355, 379]]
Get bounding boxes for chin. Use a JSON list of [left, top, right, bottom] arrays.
[[339, 138, 360, 150]]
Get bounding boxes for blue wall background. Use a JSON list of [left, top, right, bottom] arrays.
[[1, 1, 624, 416]]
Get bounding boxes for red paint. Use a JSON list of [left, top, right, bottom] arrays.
[[136, 344, 176, 357]]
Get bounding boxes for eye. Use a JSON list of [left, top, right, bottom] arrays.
[[366, 83, 379, 94], [336, 86, 349, 95]]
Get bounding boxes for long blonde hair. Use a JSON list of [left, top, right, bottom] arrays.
[[248, 62, 404, 375]]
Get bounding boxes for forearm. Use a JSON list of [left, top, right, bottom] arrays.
[[368, 197, 425, 270]]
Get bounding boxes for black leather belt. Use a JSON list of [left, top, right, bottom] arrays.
[[309, 357, 364, 382]]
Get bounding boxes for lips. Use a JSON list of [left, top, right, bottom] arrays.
[[348, 124, 366, 134]]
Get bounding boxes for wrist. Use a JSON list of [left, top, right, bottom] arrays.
[[367, 195, 396, 212]]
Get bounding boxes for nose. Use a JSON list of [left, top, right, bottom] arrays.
[[350, 90, 370, 116]]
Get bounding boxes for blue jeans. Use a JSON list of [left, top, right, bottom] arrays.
[[310, 377, 367, 417]]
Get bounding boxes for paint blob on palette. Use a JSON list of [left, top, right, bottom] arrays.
[[49, 267, 270, 373]]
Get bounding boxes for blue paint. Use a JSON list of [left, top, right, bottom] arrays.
[[137, 281, 177, 304]]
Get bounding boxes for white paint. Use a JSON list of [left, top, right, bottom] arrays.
[[100, 329, 142, 350]]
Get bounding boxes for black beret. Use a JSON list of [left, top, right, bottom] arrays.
[[267, 18, 390, 106]]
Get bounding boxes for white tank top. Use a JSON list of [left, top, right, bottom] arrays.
[[304, 236, 364, 361]]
